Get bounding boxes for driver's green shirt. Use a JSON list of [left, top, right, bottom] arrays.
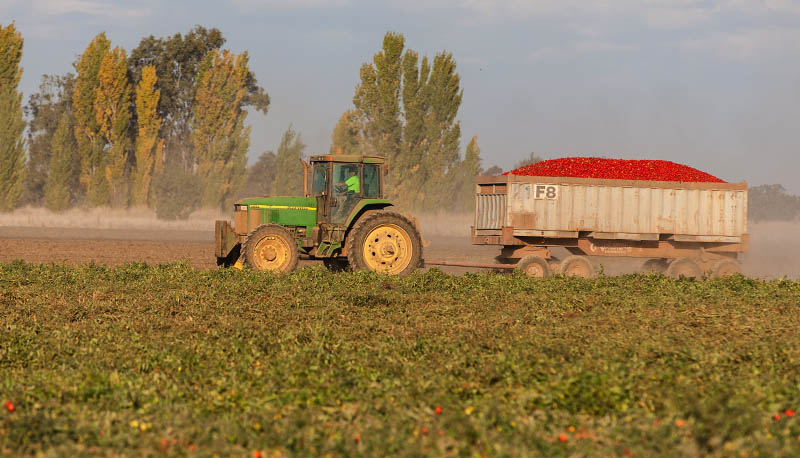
[[346, 175, 360, 193]]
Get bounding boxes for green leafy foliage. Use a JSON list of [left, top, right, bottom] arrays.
[[1, 265, 799, 456], [128, 26, 268, 169], [748, 184, 800, 222], [43, 113, 78, 211], [192, 49, 251, 210], [451, 135, 481, 212], [150, 162, 202, 220], [95, 46, 132, 208], [23, 74, 75, 206], [353, 32, 404, 162], [349, 32, 468, 211], [238, 151, 277, 199], [0, 23, 26, 211], [272, 125, 305, 196], [73, 33, 111, 207], [329, 110, 363, 155]]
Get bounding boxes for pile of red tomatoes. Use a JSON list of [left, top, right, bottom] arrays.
[[505, 157, 725, 183]]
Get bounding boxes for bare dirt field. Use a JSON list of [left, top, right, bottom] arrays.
[[0, 208, 798, 278]]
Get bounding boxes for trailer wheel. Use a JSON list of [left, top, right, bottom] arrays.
[[560, 255, 594, 278], [242, 224, 299, 273], [711, 259, 742, 279], [516, 255, 550, 278], [641, 258, 669, 274], [666, 258, 702, 279]]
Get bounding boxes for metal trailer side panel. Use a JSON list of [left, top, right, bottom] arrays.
[[477, 176, 747, 240]]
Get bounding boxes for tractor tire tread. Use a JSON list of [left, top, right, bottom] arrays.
[[347, 211, 423, 275], [242, 224, 300, 273]]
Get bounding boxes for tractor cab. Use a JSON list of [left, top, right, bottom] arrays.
[[306, 154, 385, 226]]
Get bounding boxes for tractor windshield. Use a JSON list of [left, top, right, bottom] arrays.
[[332, 164, 361, 224], [311, 163, 328, 195]]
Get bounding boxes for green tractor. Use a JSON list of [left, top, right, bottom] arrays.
[[215, 154, 423, 275]]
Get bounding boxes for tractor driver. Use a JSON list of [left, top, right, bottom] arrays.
[[345, 168, 360, 194], [334, 166, 360, 221]]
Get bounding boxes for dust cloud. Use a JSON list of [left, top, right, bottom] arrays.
[[0, 208, 798, 279], [741, 221, 800, 279]]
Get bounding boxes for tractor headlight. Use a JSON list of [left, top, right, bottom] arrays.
[[235, 204, 248, 212]]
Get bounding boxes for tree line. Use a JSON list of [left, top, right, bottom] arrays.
[[0, 24, 272, 218], [1, 25, 502, 219]]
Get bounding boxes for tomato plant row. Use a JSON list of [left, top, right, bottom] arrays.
[[505, 157, 725, 183]]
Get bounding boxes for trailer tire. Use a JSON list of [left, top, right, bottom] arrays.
[[666, 257, 702, 279], [641, 258, 669, 274], [242, 224, 299, 274], [711, 259, 742, 279], [347, 212, 422, 276], [559, 255, 594, 278], [516, 255, 550, 278]]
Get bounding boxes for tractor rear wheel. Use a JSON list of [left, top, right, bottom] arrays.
[[242, 224, 299, 273], [347, 212, 422, 275]]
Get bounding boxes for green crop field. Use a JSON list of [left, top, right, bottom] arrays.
[[1, 262, 799, 457]]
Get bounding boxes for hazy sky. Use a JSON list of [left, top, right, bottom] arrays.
[[2, 0, 799, 191]]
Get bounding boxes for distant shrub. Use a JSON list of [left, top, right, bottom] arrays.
[[748, 184, 800, 222], [151, 167, 202, 220]]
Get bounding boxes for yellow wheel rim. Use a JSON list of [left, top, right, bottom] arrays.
[[362, 224, 414, 274], [252, 235, 290, 272]]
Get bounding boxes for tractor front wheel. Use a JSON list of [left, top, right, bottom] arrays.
[[242, 225, 299, 273], [347, 212, 423, 275]]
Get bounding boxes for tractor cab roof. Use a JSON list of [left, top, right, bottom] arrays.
[[309, 154, 385, 164]]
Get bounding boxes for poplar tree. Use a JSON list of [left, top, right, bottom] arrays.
[[272, 125, 305, 196], [329, 109, 363, 155], [24, 74, 75, 206], [0, 23, 26, 211], [191, 49, 250, 209], [352, 32, 404, 161], [95, 46, 132, 207], [454, 135, 481, 212], [419, 52, 462, 211], [133, 65, 163, 206], [44, 113, 78, 211], [397, 50, 430, 203], [239, 151, 276, 198], [346, 32, 465, 211], [73, 33, 110, 206]]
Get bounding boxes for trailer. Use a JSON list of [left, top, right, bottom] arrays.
[[465, 174, 748, 278]]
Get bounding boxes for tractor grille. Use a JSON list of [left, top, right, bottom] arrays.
[[475, 193, 506, 230]]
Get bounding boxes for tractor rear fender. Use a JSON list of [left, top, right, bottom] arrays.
[[344, 199, 393, 230], [342, 201, 430, 256]]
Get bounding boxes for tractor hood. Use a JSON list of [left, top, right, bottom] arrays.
[[237, 196, 317, 229]]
